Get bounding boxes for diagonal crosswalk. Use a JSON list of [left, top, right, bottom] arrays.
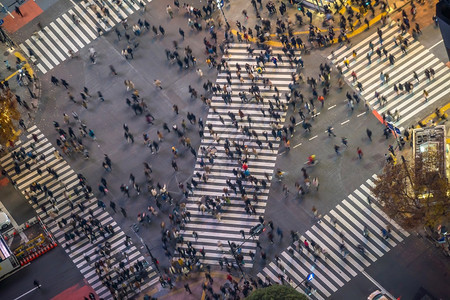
[[19, 0, 151, 74], [0, 126, 158, 299], [257, 175, 410, 300], [178, 43, 301, 267], [328, 25, 450, 128]]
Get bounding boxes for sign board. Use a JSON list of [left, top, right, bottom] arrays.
[[216, 0, 224, 8], [387, 122, 394, 130], [307, 273, 315, 281], [387, 122, 402, 135]]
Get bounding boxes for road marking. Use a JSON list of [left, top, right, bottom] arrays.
[[362, 270, 397, 300], [309, 135, 318, 141], [429, 39, 444, 50], [13, 285, 41, 300], [293, 143, 302, 149], [341, 120, 350, 125], [357, 112, 366, 117], [328, 104, 337, 110]]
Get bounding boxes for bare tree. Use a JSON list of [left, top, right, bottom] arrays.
[[372, 150, 449, 229], [0, 89, 20, 146]]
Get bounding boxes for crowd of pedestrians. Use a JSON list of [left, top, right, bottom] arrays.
[[3, 0, 420, 298]]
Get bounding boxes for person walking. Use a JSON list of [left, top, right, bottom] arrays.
[[33, 280, 41, 288], [423, 89, 429, 102], [154, 79, 163, 89], [110, 201, 116, 213], [334, 144, 340, 155], [184, 283, 192, 294], [15, 6, 23, 17], [327, 126, 336, 137], [357, 147, 363, 159], [159, 25, 165, 35], [366, 128, 372, 141], [120, 207, 127, 217], [166, 4, 174, 17]]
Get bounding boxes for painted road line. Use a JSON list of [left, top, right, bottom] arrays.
[[429, 39, 444, 50]]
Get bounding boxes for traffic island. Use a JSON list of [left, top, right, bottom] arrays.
[[1, 215, 57, 279]]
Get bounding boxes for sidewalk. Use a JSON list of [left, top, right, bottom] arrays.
[[0, 39, 40, 147], [225, 0, 439, 48], [138, 271, 239, 299]]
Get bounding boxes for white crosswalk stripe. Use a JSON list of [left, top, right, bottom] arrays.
[[257, 176, 410, 299], [0, 126, 159, 299], [19, 0, 152, 74], [177, 43, 301, 267], [327, 25, 450, 128]]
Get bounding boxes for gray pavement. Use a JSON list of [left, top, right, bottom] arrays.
[[332, 233, 450, 300], [0, 244, 85, 300]]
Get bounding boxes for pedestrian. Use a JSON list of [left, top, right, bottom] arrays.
[[357, 147, 363, 159], [184, 283, 192, 294], [423, 89, 429, 101], [366, 128, 372, 141], [109, 65, 117, 75], [171, 160, 178, 171], [154, 79, 163, 89], [159, 25, 165, 35], [334, 144, 340, 155], [15, 6, 23, 17], [327, 126, 336, 137], [304, 239, 310, 251], [110, 201, 116, 213], [179, 28, 185, 39], [51, 76, 59, 85], [61, 79, 69, 89], [33, 280, 41, 288], [120, 207, 127, 217], [167, 5, 173, 18], [276, 227, 283, 240]]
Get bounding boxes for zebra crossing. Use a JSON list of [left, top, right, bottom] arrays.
[[257, 175, 410, 300], [328, 25, 450, 128], [0, 126, 158, 299], [20, 0, 151, 74], [179, 43, 300, 267]]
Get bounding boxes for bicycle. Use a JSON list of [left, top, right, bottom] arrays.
[[274, 170, 285, 181], [304, 159, 319, 167]]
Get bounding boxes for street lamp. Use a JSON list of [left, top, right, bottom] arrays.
[[131, 224, 161, 274], [216, 0, 230, 29], [227, 223, 266, 279]]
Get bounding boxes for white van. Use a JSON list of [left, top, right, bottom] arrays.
[[368, 290, 390, 300], [0, 212, 11, 229]]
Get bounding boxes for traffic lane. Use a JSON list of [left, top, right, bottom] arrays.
[[0, 245, 85, 300], [328, 269, 378, 300], [0, 176, 36, 225], [275, 106, 392, 219], [363, 234, 450, 300]]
